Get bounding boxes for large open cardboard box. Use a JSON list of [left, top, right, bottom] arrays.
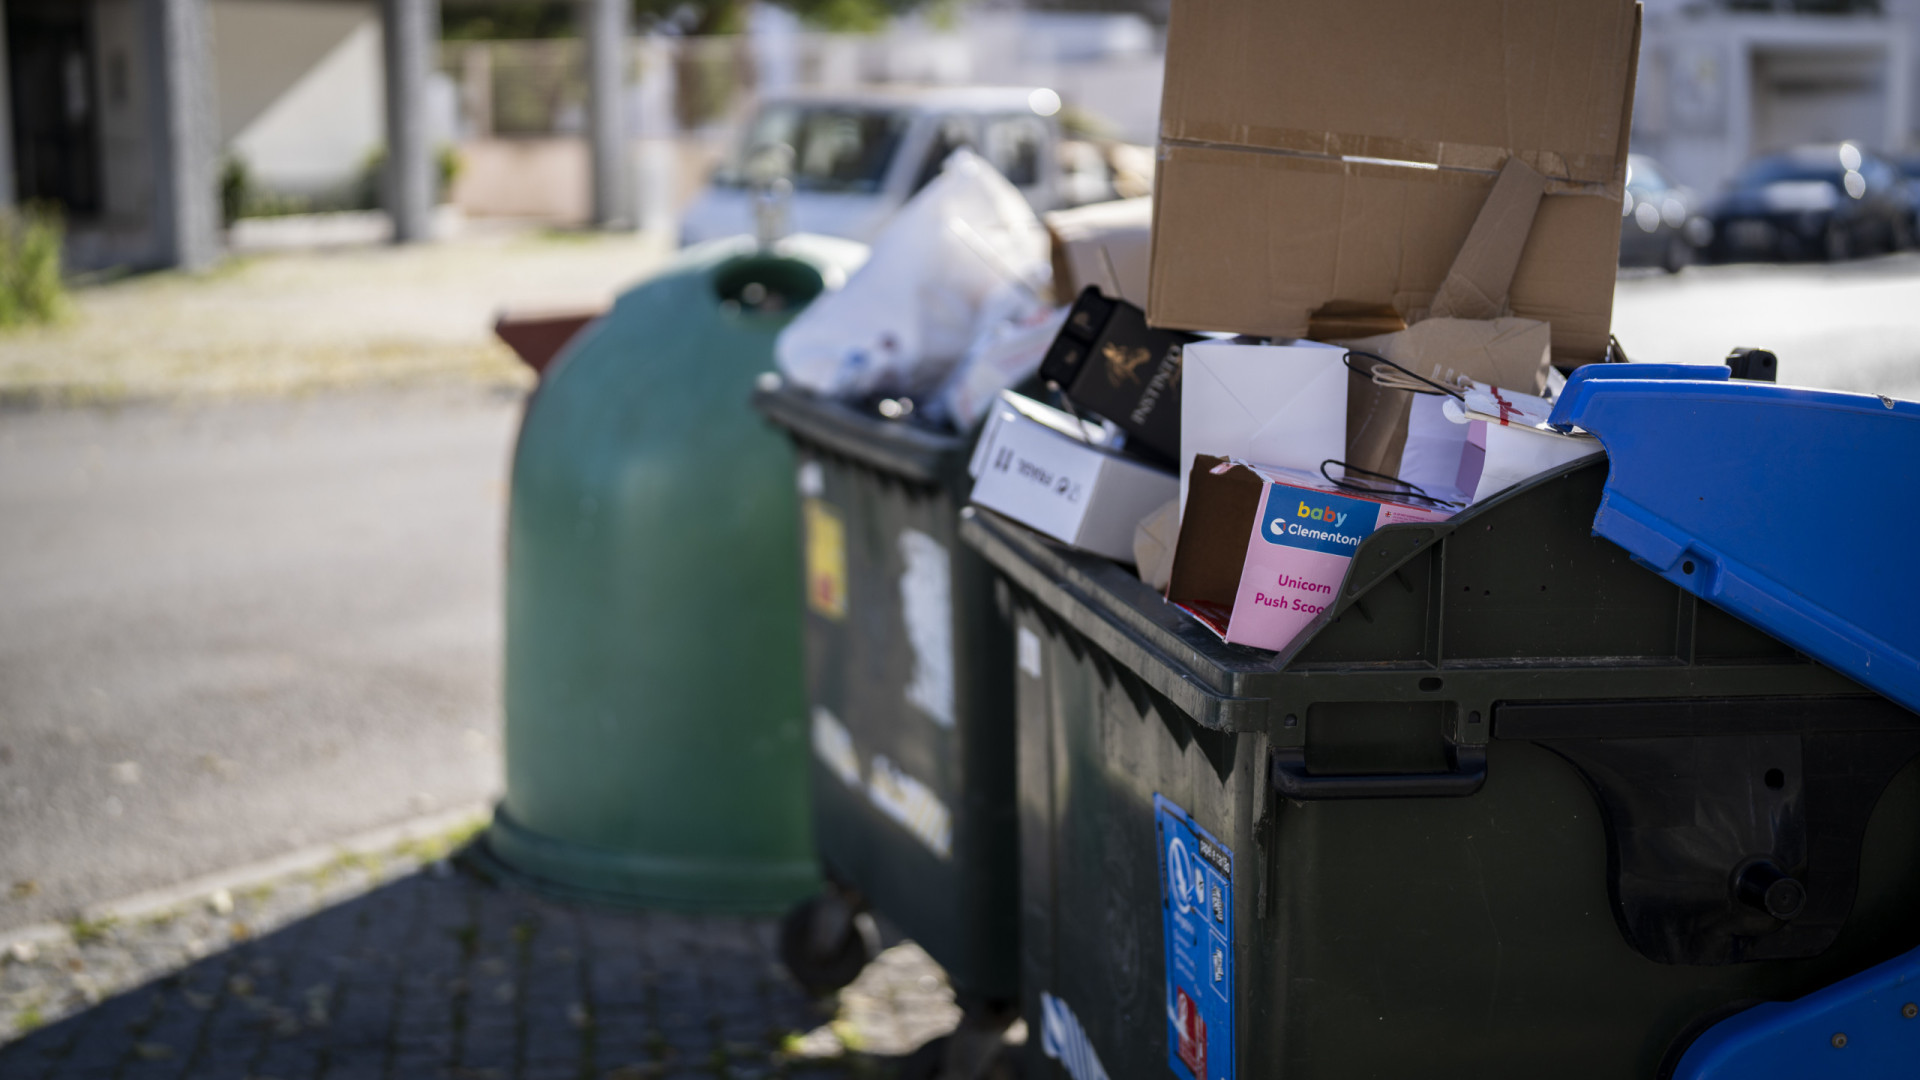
[[1148, 0, 1641, 364]]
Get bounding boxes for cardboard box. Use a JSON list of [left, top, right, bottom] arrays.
[[1045, 197, 1153, 308], [1167, 456, 1452, 652], [1037, 287, 1201, 463], [968, 392, 1179, 563], [1148, 0, 1641, 364]]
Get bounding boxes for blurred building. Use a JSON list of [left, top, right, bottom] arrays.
[[5, 0, 223, 271], [0, 0, 605, 273], [1635, 0, 1919, 193], [4, 1, 1160, 271]]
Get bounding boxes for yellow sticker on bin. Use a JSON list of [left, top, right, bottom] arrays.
[[804, 498, 848, 620]]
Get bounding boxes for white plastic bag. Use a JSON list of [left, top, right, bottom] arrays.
[[929, 301, 1069, 432], [775, 149, 1051, 400]]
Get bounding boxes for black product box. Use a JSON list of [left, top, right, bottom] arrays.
[[1038, 286, 1199, 463]]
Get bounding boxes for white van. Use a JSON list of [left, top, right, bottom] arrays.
[[678, 86, 1105, 247]]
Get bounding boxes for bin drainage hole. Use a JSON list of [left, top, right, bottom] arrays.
[[1483, 589, 1491, 597], [1418, 677, 1443, 692], [1831, 1033, 1847, 1049], [1903, 1002, 1917, 1019], [1283, 713, 1298, 728], [1682, 560, 1696, 574], [1765, 768, 1785, 790], [1468, 711, 1482, 725]]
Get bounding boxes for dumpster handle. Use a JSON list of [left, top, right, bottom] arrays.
[[1270, 745, 1486, 800]]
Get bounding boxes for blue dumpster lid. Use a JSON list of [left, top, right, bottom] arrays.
[[1550, 365, 1920, 714], [1671, 943, 1920, 1078]]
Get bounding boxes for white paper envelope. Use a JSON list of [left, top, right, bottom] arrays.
[[1179, 340, 1347, 515]]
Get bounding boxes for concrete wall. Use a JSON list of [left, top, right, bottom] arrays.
[[1634, 9, 1914, 196], [449, 137, 588, 221], [211, 0, 383, 195], [448, 134, 724, 226]]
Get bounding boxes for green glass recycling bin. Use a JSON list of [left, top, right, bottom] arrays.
[[958, 459, 1920, 1080], [753, 385, 1021, 1017], [484, 236, 866, 914]]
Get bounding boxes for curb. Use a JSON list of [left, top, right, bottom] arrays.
[[0, 801, 492, 956]]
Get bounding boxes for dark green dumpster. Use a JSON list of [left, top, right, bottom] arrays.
[[752, 385, 1022, 1063], [482, 235, 868, 913], [959, 459, 1920, 1080]]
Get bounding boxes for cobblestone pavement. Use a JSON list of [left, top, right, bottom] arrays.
[[0, 836, 968, 1080]]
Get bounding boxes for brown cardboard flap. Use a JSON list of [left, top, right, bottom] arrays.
[[1167, 456, 1263, 609], [1429, 158, 1548, 321], [1307, 301, 1407, 342], [1148, 0, 1640, 363], [1350, 318, 1554, 394], [1147, 143, 1627, 361], [1161, 0, 1639, 186]]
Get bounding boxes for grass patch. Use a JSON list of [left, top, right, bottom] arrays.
[[395, 816, 487, 865], [0, 205, 65, 329], [67, 914, 118, 946]]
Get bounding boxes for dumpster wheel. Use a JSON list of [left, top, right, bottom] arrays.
[[778, 890, 879, 997]]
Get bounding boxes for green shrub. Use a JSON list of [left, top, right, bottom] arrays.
[[0, 204, 66, 329], [356, 145, 463, 211], [220, 156, 252, 227], [437, 144, 463, 197]]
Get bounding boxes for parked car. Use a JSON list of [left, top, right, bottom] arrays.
[[679, 86, 1101, 247], [1618, 153, 1708, 272], [1704, 143, 1914, 263], [1897, 153, 1920, 240]]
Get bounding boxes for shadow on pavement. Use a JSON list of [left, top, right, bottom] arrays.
[[0, 857, 944, 1080]]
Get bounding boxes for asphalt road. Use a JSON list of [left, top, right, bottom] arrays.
[[0, 387, 520, 935], [2, 254, 1917, 938], [1612, 251, 1920, 399]]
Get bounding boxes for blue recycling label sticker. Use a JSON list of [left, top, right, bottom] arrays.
[[1156, 794, 1233, 1080]]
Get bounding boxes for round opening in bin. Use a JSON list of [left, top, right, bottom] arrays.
[[1764, 768, 1786, 790], [713, 256, 825, 317], [1418, 677, 1443, 692]]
